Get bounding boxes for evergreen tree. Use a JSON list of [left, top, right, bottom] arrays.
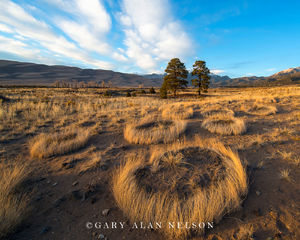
[[191, 60, 210, 95], [160, 81, 168, 99], [163, 58, 188, 97]]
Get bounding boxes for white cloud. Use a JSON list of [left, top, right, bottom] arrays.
[[0, 23, 13, 33], [0, 0, 113, 69], [119, 0, 192, 72], [211, 69, 225, 75]]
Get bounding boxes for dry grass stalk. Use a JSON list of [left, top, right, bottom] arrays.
[[30, 127, 92, 159], [0, 162, 30, 239], [202, 114, 246, 135], [124, 117, 186, 144], [279, 169, 291, 181], [112, 138, 248, 239], [235, 223, 254, 240]]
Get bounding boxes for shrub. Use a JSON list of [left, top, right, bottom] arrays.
[[126, 91, 131, 97], [149, 87, 156, 94]]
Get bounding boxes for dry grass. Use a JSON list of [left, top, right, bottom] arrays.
[[29, 127, 93, 159], [279, 169, 292, 181], [112, 138, 247, 239], [0, 162, 30, 239], [202, 114, 246, 135], [201, 108, 234, 118], [124, 117, 187, 144], [161, 103, 194, 120], [235, 223, 254, 240], [244, 103, 277, 116]]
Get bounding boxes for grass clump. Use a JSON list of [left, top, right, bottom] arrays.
[[0, 162, 31, 239], [202, 114, 246, 135], [124, 117, 186, 144], [161, 103, 194, 120], [112, 138, 248, 239], [245, 103, 277, 116], [30, 127, 92, 159]]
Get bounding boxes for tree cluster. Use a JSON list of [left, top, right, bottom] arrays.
[[160, 58, 211, 97]]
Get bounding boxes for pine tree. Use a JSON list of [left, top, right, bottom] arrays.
[[191, 60, 210, 95], [160, 81, 168, 99], [163, 58, 188, 97]]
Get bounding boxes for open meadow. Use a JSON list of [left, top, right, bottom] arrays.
[[0, 85, 299, 240]]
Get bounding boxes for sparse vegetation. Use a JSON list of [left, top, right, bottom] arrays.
[[0, 85, 299, 239]]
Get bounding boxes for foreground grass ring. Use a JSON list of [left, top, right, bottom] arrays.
[[202, 115, 246, 135], [112, 139, 247, 239], [124, 119, 186, 144], [245, 104, 277, 116]]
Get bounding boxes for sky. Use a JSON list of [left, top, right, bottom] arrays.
[[0, 0, 299, 78]]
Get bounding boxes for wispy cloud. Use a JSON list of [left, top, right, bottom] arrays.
[[211, 69, 225, 75], [266, 68, 276, 72], [118, 0, 193, 73], [0, 0, 113, 69]]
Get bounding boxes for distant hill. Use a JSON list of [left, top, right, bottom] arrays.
[[0, 60, 161, 87], [0, 59, 299, 87]]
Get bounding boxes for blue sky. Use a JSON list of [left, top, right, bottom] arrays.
[[0, 0, 299, 77]]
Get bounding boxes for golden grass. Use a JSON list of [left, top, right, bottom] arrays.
[[29, 127, 93, 159], [0, 162, 30, 239], [112, 138, 248, 239], [160, 103, 194, 120], [279, 169, 291, 181], [124, 117, 187, 144], [201, 108, 234, 118], [244, 103, 277, 116], [202, 114, 246, 135]]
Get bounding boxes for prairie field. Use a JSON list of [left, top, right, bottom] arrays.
[[0, 85, 300, 240]]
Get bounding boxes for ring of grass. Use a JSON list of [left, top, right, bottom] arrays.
[[161, 104, 194, 120], [29, 127, 92, 159], [201, 108, 234, 117], [112, 139, 247, 239], [245, 104, 277, 116], [202, 114, 246, 135], [124, 119, 186, 144]]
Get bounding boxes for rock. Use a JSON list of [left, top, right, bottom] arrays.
[[256, 190, 261, 196], [53, 197, 66, 207], [102, 208, 110, 216], [40, 226, 51, 234], [52, 182, 58, 186], [72, 181, 79, 186], [98, 233, 106, 239], [69, 190, 82, 200]]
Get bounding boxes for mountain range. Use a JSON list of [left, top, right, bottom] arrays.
[[0, 59, 299, 87]]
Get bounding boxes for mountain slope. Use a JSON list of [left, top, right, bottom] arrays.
[[0, 60, 161, 87]]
